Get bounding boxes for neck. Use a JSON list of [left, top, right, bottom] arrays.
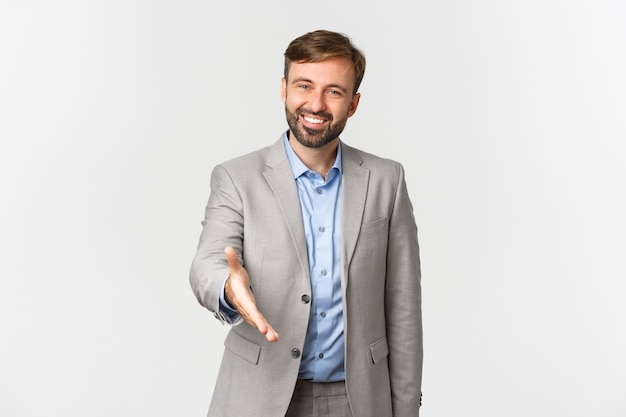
[[288, 135, 339, 180]]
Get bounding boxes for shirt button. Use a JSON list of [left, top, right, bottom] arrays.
[[318, 353, 324, 359], [318, 226, 325, 233], [309, 172, 315, 177], [301, 294, 311, 304], [321, 270, 327, 276], [291, 348, 301, 358], [320, 312, 326, 318], [316, 189, 323, 195]]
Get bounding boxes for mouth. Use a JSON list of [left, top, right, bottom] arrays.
[[299, 112, 330, 130]]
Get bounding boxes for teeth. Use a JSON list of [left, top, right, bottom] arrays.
[[304, 116, 324, 124]]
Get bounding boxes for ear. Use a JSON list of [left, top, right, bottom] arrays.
[[281, 77, 287, 103], [347, 92, 361, 117]]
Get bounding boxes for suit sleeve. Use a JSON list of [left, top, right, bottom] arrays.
[[385, 164, 423, 416], [189, 164, 244, 325]]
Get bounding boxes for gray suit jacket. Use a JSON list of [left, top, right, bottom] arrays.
[[190, 136, 422, 417]]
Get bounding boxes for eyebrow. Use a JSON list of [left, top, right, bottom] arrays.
[[290, 77, 349, 94]]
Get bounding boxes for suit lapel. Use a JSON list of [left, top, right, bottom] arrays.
[[340, 142, 370, 287], [262, 138, 370, 288], [263, 138, 310, 276]]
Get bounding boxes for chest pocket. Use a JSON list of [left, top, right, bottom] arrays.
[[370, 336, 389, 364]]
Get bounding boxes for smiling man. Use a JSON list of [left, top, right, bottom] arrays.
[[283, 55, 360, 152], [190, 30, 423, 417]]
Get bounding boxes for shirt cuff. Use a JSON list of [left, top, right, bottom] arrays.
[[219, 278, 242, 324]]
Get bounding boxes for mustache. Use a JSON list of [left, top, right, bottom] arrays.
[[296, 108, 333, 121]]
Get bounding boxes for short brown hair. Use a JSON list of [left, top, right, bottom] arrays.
[[284, 30, 366, 95]]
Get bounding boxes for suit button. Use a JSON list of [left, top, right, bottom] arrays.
[[301, 294, 310, 304], [291, 348, 301, 358]]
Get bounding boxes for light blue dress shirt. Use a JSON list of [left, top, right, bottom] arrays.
[[219, 131, 345, 382], [282, 132, 345, 382]]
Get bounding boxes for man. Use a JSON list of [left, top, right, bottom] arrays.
[[190, 29, 422, 417]]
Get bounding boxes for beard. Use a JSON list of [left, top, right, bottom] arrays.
[[285, 105, 349, 149]]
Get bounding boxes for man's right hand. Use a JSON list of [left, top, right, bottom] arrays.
[[223, 246, 279, 343]]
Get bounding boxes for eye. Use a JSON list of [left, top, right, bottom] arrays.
[[297, 84, 310, 90], [327, 89, 343, 97]]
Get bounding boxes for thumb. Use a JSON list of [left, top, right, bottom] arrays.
[[224, 246, 241, 271]]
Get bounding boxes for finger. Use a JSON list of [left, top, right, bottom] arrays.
[[264, 324, 280, 343], [239, 298, 267, 331], [248, 310, 279, 343], [224, 246, 241, 271], [235, 289, 279, 343]]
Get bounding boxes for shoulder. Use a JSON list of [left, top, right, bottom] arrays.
[[220, 144, 273, 171], [341, 141, 405, 177], [212, 137, 284, 178]]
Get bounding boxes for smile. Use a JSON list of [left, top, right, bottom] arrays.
[[303, 115, 326, 124]]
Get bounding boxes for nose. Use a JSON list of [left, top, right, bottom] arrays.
[[308, 90, 327, 113]]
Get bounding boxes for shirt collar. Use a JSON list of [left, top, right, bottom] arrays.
[[282, 130, 343, 179]]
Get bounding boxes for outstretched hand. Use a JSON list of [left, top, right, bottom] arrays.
[[223, 246, 279, 343]]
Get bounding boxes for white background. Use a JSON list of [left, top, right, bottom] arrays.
[[1, 1, 625, 416]]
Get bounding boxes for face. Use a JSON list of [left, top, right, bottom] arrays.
[[281, 57, 361, 149]]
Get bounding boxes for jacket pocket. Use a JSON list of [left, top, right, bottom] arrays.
[[224, 330, 261, 365], [360, 216, 388, 235], [369, 336, 389, 364]]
